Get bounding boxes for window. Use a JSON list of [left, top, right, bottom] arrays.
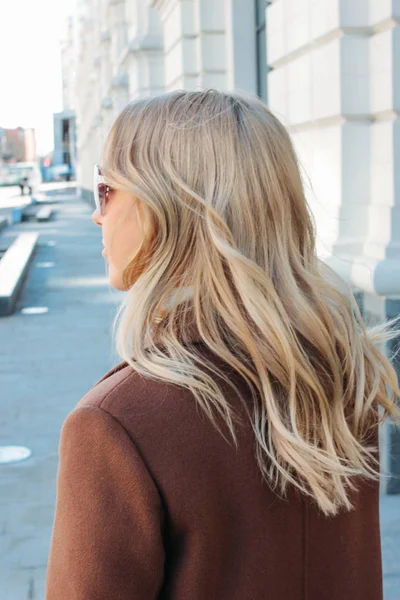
[[255, 0, 268, 102], [62, 119, 70, 141]]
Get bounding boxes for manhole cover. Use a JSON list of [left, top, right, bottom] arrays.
[[0, 446, 31, 464]]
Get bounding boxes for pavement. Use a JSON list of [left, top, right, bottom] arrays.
[[0, 186, 399, 599], [0, 182, 77, 221], [0, 186, 123, 599]]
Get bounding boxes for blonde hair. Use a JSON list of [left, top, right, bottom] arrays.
[[102, 89, 400, 516]]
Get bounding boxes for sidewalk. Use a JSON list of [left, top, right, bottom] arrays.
[[0, 188, 399, 599], [0, 189, 122, 599]]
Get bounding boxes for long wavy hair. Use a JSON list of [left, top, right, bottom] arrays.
[[102, 89, 400, 516]]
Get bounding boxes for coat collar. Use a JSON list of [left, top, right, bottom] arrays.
[[94, 297, 205, 388], [148, 299, 204, 350]]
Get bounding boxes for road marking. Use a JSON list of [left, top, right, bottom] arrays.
[[21, 307, 49, 315]]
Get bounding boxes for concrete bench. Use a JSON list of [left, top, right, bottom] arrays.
[[36, 207, 53, 222], [0, 233, 39, 316], [0, 217, 7, 232]]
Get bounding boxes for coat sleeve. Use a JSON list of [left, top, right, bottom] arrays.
[[45, 405, 165, 599]]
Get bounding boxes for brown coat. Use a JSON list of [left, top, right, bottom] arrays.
[[45, 337, 383, 600]]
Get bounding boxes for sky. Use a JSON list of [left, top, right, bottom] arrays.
[[0, 0, 77, 155]]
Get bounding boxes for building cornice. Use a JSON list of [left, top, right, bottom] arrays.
[[129, 34, 163, 55], [101, 97, 113, 110], [150, 0, 175, 15], [100, 29, 111, 43], [149, 0, 164, 9], [111, 73, 129, 89]]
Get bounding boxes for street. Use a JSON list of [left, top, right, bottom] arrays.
[[0, 186, 399, 599], [0, 185, 30, 215]]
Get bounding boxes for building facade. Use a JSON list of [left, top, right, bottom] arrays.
[[75, 0, 266, 201], [52, 11, 82, 180], [267, 0, 400, 492], [75, 0, 400, 492]]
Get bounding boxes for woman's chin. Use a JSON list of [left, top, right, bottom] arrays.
[[107, 264, 126, 291], [109, 275, 126, 291]]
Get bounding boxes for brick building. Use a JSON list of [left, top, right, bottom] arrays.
[[0, 127, 36, 163]]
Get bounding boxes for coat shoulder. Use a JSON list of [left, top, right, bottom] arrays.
[[76, 360, 193, 425]]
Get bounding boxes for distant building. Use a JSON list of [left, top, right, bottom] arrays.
[[61, 15, 79, 115], [53, 110, 77, 179], [0, 127, 36, 163], [52, 12, 80, 180]]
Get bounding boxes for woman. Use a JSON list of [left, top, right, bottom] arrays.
[[45, 90, 400, 599]]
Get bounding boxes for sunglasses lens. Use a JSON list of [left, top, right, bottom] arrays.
[[98, 183, 108, 213]]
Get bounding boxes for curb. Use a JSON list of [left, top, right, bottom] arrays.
[[0, 233, 39, 316]]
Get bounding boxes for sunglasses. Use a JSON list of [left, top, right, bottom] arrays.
[[93, 164, 112, 215]]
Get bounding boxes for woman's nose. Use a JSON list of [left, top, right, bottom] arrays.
[[92, 209, 102, 227]]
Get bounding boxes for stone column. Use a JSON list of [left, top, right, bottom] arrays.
[[364, 3, 400, 493], [123, 0, 164, 99], [151, 0, 228, 91], [151, 0, 198, 90], [193, 0, 227, 89]]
